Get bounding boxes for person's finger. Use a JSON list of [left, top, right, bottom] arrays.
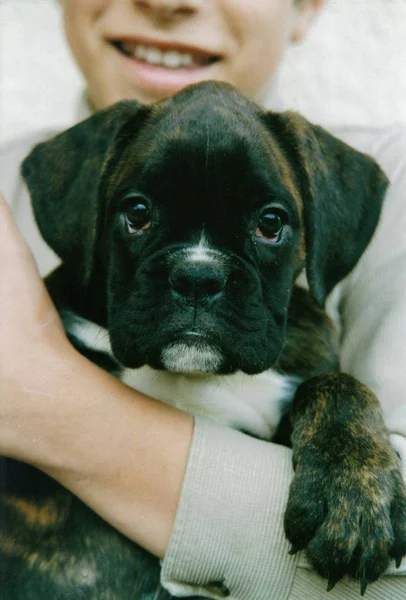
[[0, 192, 39, 275], [0, 192, 28, 250], [0, 192, 65, 357]]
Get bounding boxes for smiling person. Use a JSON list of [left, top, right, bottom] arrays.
[[1, 1, 406, 599], [63, 0, 305, 107]]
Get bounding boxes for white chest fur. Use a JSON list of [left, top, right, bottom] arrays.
[[68, 314, 299, 440], [122, 366, 298, 439]]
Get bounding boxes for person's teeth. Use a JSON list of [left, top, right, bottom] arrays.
[[162, 50, 184, 68], [144, 47, 163, 65], [181, 53, 194, 67], [131, 44, 199, 68], [134, 45, 146, 60]]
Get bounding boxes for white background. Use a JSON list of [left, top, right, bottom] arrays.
[[1, 0, 406, 143]]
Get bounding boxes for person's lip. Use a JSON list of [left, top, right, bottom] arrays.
[[109, 36, 223, 96]]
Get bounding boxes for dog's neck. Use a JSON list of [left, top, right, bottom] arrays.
[[66, 312, 299, 440]]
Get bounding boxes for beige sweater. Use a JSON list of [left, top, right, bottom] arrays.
[[1, 115, 406, 600]]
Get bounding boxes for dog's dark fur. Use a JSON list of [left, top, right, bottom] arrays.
[[1, 82, 405, 598]]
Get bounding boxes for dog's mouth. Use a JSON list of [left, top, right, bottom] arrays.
[[160, 331, 224, 374], [111, 40, 221, 70]]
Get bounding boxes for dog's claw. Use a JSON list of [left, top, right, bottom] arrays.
[[326, 576, 341, 592], [360, 579, 368, 597], [395, 554, 403, 569]]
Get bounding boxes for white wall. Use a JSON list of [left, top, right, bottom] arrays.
[[1, 0, 406, 144]]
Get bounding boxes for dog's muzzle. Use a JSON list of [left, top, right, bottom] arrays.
[[162, 245, 231, 372]]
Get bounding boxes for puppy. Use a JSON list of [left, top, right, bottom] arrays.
[[1, 82, 405, 599]]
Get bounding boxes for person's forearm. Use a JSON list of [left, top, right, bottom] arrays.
[[3, 344, 193, 558]]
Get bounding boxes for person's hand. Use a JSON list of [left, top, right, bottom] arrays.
[[0, 192, 71, 458]]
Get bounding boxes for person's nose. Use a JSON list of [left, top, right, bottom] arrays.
[[134, 0, 203, 21]]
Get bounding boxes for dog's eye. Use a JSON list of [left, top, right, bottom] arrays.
[[256, 211, 284, 242], [123, 197, 151, 234]]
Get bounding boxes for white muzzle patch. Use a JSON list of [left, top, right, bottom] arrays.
[[161, 340, 223, 373]]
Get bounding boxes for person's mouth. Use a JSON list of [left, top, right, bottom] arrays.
[[113, 40, 220, 69], [110, 39, 222, 97]]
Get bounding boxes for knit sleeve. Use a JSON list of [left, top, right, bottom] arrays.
[[161, 418, 406, 600], [161, 416, 297, 599]]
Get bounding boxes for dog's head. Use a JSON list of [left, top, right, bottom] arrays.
[[22, 82, 388, 375]]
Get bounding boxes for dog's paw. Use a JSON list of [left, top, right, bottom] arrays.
[[284, 450, 406, 595]]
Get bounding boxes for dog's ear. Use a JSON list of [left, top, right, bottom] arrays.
[[264, 112, 389, 306], [22, 100, 149, 286]]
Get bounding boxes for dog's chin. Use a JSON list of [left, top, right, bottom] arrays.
[[160, 339, 224, 374], [112, 332, 282, 375]]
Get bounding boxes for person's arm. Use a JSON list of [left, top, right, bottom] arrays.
[[0, 193, 193, 558], [0, 191, 298, 599]]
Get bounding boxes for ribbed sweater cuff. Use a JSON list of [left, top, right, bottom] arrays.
[[161, 416, 297, 599]]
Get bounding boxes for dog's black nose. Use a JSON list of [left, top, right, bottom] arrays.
[[169, 263, 226, 300]]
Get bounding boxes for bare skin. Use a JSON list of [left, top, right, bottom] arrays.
[[0, 193, 193, 558]]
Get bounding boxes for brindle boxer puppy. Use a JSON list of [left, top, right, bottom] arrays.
[[1, 82, 405, 598]]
